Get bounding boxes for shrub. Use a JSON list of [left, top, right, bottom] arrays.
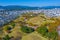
[[21, 26, 34, 33], [37, 26, 48, 36], [37, 26, 58, 40], [4, 26, 12, 31], [3, 35, 10, 40], [49, 30, 58, 40], [10, 22, 15, 28]]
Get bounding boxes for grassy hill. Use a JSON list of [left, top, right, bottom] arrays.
[[0, 12, 59, 40], [22, 32, 48, 40]]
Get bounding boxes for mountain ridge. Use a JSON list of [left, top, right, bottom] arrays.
[[0, 5, 60, 10]]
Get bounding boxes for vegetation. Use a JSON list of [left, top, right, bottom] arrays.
[[3, 35, 10, 40], [0, 12, 59, 40], [21, 26, 35, 33], [4, 26, 12, 31], [37, 26, 58, 40], [37, 26, 48, 37], [22, 32, 48, 40], [9, 22, 16, 28], [48, 30, 58, 40]]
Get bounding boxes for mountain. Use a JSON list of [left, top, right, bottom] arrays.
[[0, 5, 60, 10], [40, 6, 60, 9], [0, 5, 39, 11], [0, 6, 4, 9]]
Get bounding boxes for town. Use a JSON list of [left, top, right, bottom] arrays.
[[0, 8, 60, 26]]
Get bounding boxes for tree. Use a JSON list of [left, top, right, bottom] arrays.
[[9, 22, 15, 28], [37, 26, 48, 37], [3, 35, 10, 40], [4, 26, 12, 33], [21, 26, 35, 33], [37, 26, 58, 40], [4, 26, 12, 31], [50, 30, 58, 40]]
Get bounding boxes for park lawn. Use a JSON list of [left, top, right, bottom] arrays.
[[22, 31, 48, 40]]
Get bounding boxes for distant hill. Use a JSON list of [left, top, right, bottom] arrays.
[[0, 5, 60, 10], [40, 6, 60, 9], [0, 5, 39, 11]]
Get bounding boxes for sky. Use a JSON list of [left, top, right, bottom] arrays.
[[0, 0, 60, 7]]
